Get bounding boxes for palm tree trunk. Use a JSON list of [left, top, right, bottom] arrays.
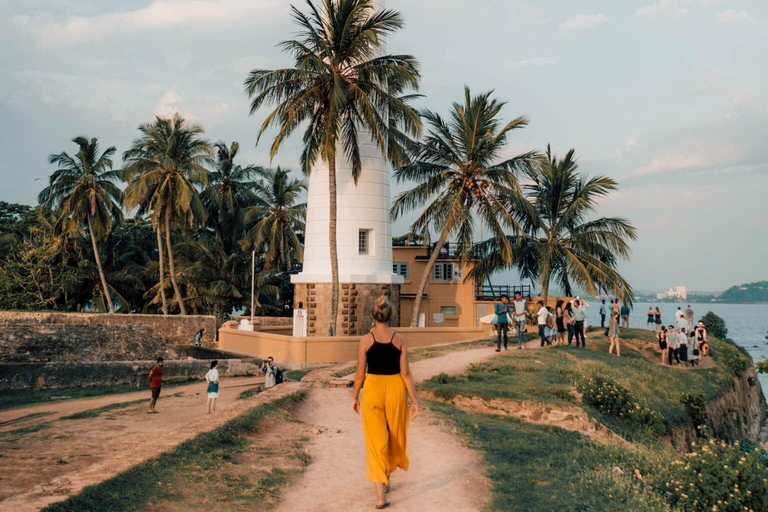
[[328, 156, 339, 336], [165, 211, 187, 315], [410, 228, 451, 327], [540, 264, 552, 306], [87, 214, 115, 314], [155, 225, 168, 316]]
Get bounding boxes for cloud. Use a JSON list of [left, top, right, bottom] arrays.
[[506, 1, 552, 24], [509, 57, 557, 68], [716, 9, 754, 24], [558, 14, 609, 33], [635, 0, 689, 19], [13, 0, 284, 47], [629, 145, 749, 177], [688, 68, 726, 95]]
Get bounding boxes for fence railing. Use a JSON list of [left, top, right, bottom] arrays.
[[475, 284, 533, 301]]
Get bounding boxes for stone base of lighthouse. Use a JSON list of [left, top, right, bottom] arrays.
[[293, 282, 400, 337]]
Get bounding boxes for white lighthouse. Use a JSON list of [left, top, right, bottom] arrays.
[[291, 0, 402, 336]]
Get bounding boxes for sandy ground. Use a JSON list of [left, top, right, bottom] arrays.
[[272, 347, 499, 512], [0, 376, 289, 512]]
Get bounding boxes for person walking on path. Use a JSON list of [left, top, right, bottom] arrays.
[[677, 327, 689, 365], [147, 357, 164, 414], [689, 329, 700, 367], [494, 294, 513, 352], [696, 322, 709, 356], [668, 325, 680, 366], [512, 292, 527, 349], [352, 296, 419, 510], [194, 328, 205, 347], [536, 300, 549, 347], [205, 360, 220, 414], [564, 302, 575, 345], [612, 298, 620, 316], [599, 300, 607, 328], [555, 300, 566, 345], [658, 326, 669, 366], [608, 311, 621, 356], [654, 307, 662, 333], [261, 357, 277, 389], [684, 305, 695, 331], [620, 303, 630, 328], [572, 299, 587, 347]]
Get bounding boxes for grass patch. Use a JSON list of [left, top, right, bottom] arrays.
[[429, 401, 673, 512], [421, 329, 750, 441], [284, 370, 309, 382], [43, 390, 307, 512], [237, 385, 265, 400], [0, 379, 196, 411], [0, 411, 54, 428], [1, 422, 50, 438]]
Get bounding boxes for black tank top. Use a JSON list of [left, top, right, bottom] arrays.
[[366, 332, 401, 375]]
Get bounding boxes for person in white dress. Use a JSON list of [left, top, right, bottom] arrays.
[[205, 360, 220, 414]]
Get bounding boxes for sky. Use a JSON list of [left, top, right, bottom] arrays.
[[0, 0, 766, 293]]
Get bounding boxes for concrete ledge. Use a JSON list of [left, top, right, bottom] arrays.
[[218, 325, 486, 366]]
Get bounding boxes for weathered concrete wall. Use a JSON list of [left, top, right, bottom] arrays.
[[0, 312, 217, 363], [0, 358, 263, 390], [293, 282, 400, 337]]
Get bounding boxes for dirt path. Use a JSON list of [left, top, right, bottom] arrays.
[[272, 347, 499, 512], [0, 377, 264, 433], [0, 377, 285, 512]]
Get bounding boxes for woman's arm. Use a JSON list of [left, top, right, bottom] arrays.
[[398, 338, 419, 419], [352, 337, 368, 414]]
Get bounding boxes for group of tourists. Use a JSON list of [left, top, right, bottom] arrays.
[[656, 306, 709, 367]]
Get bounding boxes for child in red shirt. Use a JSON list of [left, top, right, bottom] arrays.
[[148, 357, 164, 414]]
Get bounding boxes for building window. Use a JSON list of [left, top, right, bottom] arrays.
[[440, 306, 457, 317], [393, 262, 409, 280], [358, 229, 370, 255], [434, 262, 460, 281]]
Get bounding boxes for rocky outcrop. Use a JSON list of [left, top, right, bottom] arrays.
[[669, 368, 767, 451]]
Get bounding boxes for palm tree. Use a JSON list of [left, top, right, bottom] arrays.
[[202, 141, 264, 253], [244, 0, 422, 335], [242, 167, 307, 272], [391, 87, 538, 327], [39, 137, 123, 313], [470, 145, 637, 303], [122, 113, 213, 315]]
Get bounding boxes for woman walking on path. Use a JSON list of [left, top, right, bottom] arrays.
[[555, 300, 566, 345], [564, 302, 575, 345], [668, 325, 680, 366], [205, 360, 220, 414], [353, 297, 419, 510], [608, 311, 621, 356], [654, 307, 662, 333], [657, 326, 669, 366]]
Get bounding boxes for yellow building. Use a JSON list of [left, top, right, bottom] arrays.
[[392, 242, 532, 328]]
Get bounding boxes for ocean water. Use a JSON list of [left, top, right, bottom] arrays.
[[584, 301, 768, 393]]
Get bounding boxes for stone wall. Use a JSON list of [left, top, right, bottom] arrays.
[[0, 358, 263, 391], [293, 283, 400, 337], [0, 312, 218, 363]]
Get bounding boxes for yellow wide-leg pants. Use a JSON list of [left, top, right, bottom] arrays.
[[361, 374, 410, 484]]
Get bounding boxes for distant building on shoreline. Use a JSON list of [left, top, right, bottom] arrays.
[[657, 286, 687, 300]]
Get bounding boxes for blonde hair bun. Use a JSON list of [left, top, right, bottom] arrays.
[[372, 296, 393, 323]]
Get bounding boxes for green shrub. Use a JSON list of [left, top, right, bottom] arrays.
[[666, 439, 768, 512], [756, 360, 768, 374], [701, 311, 728, 340], [680, 392, 709, 434], [580, 376, 663, 435]]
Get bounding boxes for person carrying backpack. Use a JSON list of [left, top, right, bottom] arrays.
[[261, 356, 279, 388]]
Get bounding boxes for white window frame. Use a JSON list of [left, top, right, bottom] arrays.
[[434, 262, 461, 282], [358, 229, 371, 255], [392, 262, 409, 280]]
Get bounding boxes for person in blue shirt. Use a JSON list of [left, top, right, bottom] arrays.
[[194, 328, 205, 346], [494, 294, 513, 352]]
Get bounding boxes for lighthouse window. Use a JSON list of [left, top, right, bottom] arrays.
[[358, 229, 370, 255]]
